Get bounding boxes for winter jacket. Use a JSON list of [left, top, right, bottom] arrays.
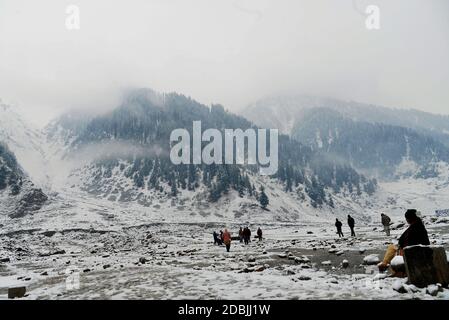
[[381, 215, 391, 226], [347, 217, 355, 228], [335, 221, 342, 229], [223, 231, 232, 245], [398, 218, 430, 249]]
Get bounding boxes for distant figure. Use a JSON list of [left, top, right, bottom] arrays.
[[335, 219, 344, 237], [378, 209, 430, 272], [243, 227, 251, 245], [223, 229, 232, 252], [213, 231, 222, 245], [347, 215, 356, 237], [220, 230, 224, 243], [257, 227, 263, 241], [381, 213, 392, 236], [238, 227, 243, 243]]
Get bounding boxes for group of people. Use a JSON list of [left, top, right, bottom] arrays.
[[335, 213, 394, 238], [334, 209, 431, 275], [213, 227, 263, 252], [335, 215, 356, 237]]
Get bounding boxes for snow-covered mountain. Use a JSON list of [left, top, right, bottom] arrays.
[[37, 89, 378, 222], [241, 96, 449, 179], [0, 142, 48, 218], [0, 101, 51, 189], [1, 90, 448, 227]]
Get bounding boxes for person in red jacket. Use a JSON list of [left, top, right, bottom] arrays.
[[222, 229, 232, 252]]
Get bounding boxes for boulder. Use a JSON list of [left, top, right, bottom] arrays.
[[248, 256, 256, 262], [363, 254, 380, 265], [0, 257, 10, 263], [8, 287, 26, 299], [390, 255, 405, 273], [403, 245, 449, 288], [426, 284, 439, 296], [139, 257, 147, 264], [342, 260, 349, 268]]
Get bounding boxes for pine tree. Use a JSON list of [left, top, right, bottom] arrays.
[[259, 186, 269, 209]]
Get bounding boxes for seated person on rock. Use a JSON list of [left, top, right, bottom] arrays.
[[378, 209, 430, 273]]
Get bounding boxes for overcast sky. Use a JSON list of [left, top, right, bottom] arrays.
[[0, 0, 448, 126]]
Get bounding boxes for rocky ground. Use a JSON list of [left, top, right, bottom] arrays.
[[1, 218, 449, 300]]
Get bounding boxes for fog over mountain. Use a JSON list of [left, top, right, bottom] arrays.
[[1, 0, 449, 126]]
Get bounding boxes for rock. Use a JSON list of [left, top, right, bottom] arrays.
[[0, 257, 10, 263], [286, 269, 295, 275], [321, 260, 332, 266], [331, 245, 336, 249], [42, 231, 56, 237], [342, 260, 349, 268], [307, 231, 313, 234], [301, 264, 311, 269], [390, 255, 405, 273], [404, 245, 449, 288], [278, 253, 287, 258], [248, 256, 256, 262], [40, 271, 48, 276], [288, 255, 295, 260], [254, 265, 265, 272], [102, 254, 110, 258], [298, 276, 311, 281], [359, 248, 366, 254], [24, 277, 31, 281], [262, 251, 267, 254], [83, 269, 91, 273], [392, 280, 407, 294], [363, 254, 380, 265], [328, 249, 338, 254], [139, 257, 147, 264], [103, 264, 111, 269], [8, 287, 26, 299], [336, 250, 345, 256], [426, 284, 439, 296], [391, 223, 405, 230]]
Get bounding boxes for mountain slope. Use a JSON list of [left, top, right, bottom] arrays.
[[242, 96, 449, 179], [0, 101, 51, 189], [46, 89, 377, 213], [0, 142, 48, 218]]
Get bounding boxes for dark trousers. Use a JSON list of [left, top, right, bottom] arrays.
[[350, 227, 355, 237], [225, 244, 231, 252], [337, 229, 344, 237]]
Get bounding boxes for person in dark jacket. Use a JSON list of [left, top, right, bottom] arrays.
[[381, 213, 392, 236], [347, 215, 356, 237], [378, 209, 430, 272], [238, 227, 243, 243], [335, 219, 344, 237], [257, 227, 263, 241], [398, 209, 430, 249], [213, 231, 222, 245]]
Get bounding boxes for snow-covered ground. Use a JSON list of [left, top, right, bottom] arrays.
[[1, 184, 449, 300], [1, 103, 449, 300]]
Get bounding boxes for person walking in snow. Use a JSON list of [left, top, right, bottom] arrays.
[[347, 215, 356, 237], [257, 227, 263, 241], [222, 229, 232, 252], [213, 231, 222, 245], [335, 219, 344, 237], [239, 227, 243, 243], [381, 213, 392, 236]]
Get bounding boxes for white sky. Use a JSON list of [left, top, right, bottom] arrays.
[[0, 0, 448, 126]]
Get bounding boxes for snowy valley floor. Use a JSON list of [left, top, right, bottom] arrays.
[[1, 216, 449, 300]]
